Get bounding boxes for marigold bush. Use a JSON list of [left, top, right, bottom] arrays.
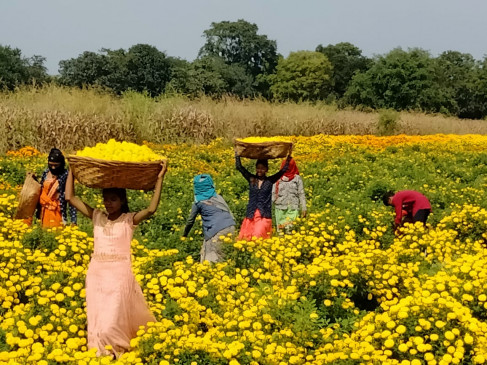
[[1, 134, 487, 364]]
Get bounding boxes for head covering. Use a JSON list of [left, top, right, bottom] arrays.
[[281, 157, 299, 181], [274, 158, 300, 198], [48, 148, 66, 176], [48, 148, 65, 164], [193, 174, 217, 202]]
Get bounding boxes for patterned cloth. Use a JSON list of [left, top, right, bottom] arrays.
[[236, 156, 289, 219], [38, 169, 77, 224]]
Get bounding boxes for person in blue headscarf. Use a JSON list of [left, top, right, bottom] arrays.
[[182, 174, 235, 263]]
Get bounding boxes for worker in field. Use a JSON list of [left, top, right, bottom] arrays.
[[272, 157, 307, 233], [382, 190, 432, 229], [182, 174, 236, 263], [35, 148, 77, 227], [235, 151, 291, 240]]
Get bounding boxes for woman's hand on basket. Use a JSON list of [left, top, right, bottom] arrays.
[[158, 162, 168, 179]]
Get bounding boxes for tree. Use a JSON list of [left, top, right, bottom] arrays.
[[59, 44, 172, 96], [434, 51, 480, 118], [199, 19, 278, 95], [168, 56, 253, 97], [124, 44, 171, 96], [0, 45, 48, 90], [345, 48, 448, 112], [27, 55, 49, 84], [316, 42, 371, 98], [269, 51, 333, 102], [59, 51, 109, 87]]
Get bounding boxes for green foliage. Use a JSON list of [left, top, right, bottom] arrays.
[[199, 19, 278, 78], [199, 19, 278, 96], [316, 42, 371, 98], [59, 44, 172, 96], [345, 48, 447, 112], [377, 109, 400, 135], [0, 328, 10, 352], [0, 45, 48, 90], [21, 225, 59, 253], [269, 51, 333, 102], [169, 56, 254, 98]]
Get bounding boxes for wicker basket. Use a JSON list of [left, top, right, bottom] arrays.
[[234, 139, 293, 159], [14, 172, 42, 219], [67, 156, 166, 190]]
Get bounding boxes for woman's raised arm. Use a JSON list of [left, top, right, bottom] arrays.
[[65, 169, 94, 219], [133, 162, 167, 225]]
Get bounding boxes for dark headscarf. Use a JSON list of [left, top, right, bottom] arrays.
[[48, 148, 66, 176]]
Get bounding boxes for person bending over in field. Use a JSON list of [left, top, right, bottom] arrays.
[[236, 151, 291, 240], [182, 174, 235, 263], [272, 157, 307, 233], [65, 163, 167, 358], [34, 148, 77, 228], [382, 190, 432, 230]]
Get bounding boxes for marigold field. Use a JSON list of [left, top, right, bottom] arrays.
[[2, 134, 487, 365]]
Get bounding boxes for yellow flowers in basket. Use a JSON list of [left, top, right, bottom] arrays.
[[68, 140, 166, 190], [76, 139, 164, 162]]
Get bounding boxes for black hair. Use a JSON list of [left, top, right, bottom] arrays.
[[382, 191, 395, 206], [102, 188, 130, 213], [256, 159, 269, 169]]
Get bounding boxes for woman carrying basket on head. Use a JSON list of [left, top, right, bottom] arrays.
[[65, 162, 167, 358], [235, 151, 291, 240]]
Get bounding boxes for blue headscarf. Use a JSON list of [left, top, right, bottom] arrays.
[[193, 174, 217, 202]]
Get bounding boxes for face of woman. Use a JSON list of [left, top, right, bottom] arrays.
[[48, 161, 63, 176], [256, 164, 268, 177], [103, 192, 123, 214]]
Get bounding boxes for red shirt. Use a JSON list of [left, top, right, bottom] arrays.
[[391, 190, 431, 224]]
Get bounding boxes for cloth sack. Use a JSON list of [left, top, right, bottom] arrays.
[[14, 172, 41, 219]]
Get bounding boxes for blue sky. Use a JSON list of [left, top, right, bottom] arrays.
[[1, 0, 486, 74]]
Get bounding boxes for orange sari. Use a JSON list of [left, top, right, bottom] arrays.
[[39, 176, 63, 228]]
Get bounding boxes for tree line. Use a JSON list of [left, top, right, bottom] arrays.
[[1, 19, 487, 119]]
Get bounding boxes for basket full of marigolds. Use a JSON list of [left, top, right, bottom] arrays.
[[67, 140, 167, 190], [234, 137, 293, 159]]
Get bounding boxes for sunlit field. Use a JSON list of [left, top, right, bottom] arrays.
[[1, 134, 487, 364]]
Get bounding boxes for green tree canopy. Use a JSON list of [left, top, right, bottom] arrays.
[[434, 51, 481, 118], [59, 44, 172, 96], [199, 19, 278, 96], [345, 48, 448, 112], [269, 51, 333, 102], [168, 56, 254, 97], [0, 45, 48, 90], [316, 42, 371, 98]]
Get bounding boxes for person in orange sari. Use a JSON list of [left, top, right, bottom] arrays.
[[35, 148, 77, 227]]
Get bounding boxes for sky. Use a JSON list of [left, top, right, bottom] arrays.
[[1, 0, 486, 74]]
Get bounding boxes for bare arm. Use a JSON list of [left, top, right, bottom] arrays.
[[65, 169, 94, 219], [133, 162, 167, 225]]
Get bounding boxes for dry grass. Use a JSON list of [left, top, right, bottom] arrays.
[[1, 85, 486, 153]]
